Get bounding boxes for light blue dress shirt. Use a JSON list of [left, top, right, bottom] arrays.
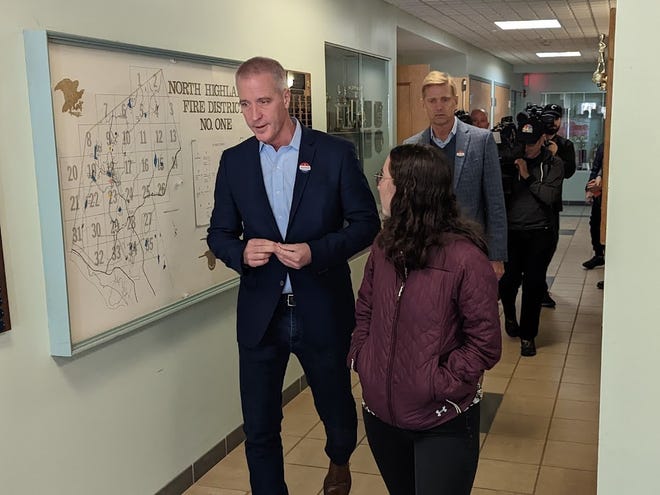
[[431, 116, 458, 148], [259, 119, 302, 294]]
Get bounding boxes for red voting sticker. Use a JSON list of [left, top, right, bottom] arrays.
[[299, 162, 311, 172], [456, 150, 465, 157]]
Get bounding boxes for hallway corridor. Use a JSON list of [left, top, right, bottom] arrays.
[[184, 205, 602, 495]]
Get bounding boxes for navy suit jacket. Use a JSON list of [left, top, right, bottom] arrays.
[[207, 126, 380, 348], [404, 119, 507, 261]]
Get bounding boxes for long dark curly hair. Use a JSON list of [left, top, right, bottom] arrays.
[[377, 144, 487, 274]]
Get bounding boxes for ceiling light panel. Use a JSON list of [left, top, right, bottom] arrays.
[[536, 51, 582, 57], [495, 19, 562, 30]]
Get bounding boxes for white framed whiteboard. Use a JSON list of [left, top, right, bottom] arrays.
[[24, 32, 254, 356]]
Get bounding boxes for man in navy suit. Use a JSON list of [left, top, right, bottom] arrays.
[[207, 57, 380, 495], [404, 71, 507, 276]]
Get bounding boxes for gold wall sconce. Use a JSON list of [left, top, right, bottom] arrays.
[[593, 33, 608, 91]]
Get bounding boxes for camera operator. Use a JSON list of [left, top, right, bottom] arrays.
[[540, 103, 576, 308], [455, 109, 473, 125], [491, 116, 519, 200], [498, 113, 564, 357], [543, 104, 576, 178]]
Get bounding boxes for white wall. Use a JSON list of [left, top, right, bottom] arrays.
[[466, 50, 520, 89], [394, 15, 519, 89], [398, 50, 468, 77], [524, 72, 601, 106], [514, 62, 594, 74], [0, 0, 523, 493], [598, 1, 660, 493]]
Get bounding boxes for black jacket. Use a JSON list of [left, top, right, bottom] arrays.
[[506, 148, 564, 230], [589, 143, 604, 181], [207, 126, 380, 348], [550, 134, 576, 179]]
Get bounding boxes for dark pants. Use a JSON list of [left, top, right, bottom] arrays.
[[238, 298, 357, 495], [543, 211, 560, 294], [590, 196, 605, 256], [363, 404, 480, 495], [499, 228, 556, 340]]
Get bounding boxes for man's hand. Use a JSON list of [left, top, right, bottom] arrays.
[[586, 176, 603, 194], [243, 238, 277, 267], [514, 158, 530, 179], [546, 140, 558, 156], [592, 175, 603, 191], [491, 261, 505, 280], [275, 242, 312, 269]]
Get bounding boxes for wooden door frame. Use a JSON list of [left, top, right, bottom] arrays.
[[601, 8, 616, 243]]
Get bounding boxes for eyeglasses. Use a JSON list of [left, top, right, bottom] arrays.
[[374, 171, 393, 186]]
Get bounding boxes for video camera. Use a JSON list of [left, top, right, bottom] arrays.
[[526, 103, 557, 134], [455, 110, 472, 125], [492, 106, 549, 196], [492, 115, 522, 197]]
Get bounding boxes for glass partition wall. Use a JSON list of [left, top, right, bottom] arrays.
[[541, 92, 606, 170], [325, 44, 390, 200]]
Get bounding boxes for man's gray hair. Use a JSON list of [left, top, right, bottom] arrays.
[[236, 56, 288, 91]]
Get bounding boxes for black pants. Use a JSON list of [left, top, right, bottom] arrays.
[[238, 299, 357, 495], [363, 404, 480, 495], [499, 228, 556, 340], [590, 196, 605, 256], [543, 211, 560, 294]]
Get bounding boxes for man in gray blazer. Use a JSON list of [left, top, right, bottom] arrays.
[[404, 71, 507, 277]]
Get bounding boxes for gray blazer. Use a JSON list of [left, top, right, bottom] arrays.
[[404, 119, 507, 261]]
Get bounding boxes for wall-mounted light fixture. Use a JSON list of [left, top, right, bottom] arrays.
[[592, 34, 608, 91]]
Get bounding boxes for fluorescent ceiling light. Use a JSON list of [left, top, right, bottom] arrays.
[[495, 19, 561, 30], [536, 51, 582, 58]]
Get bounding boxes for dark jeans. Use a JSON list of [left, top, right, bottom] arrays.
[[363, 404, 480, 495], [500, 228, 556, 340], [543, 211, 560, 294], [590, 196, 605, 256], [238, 298, 357, 495]]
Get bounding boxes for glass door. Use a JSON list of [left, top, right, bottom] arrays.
[[325, 44, 390, 200], [541, 92, 606, 170]]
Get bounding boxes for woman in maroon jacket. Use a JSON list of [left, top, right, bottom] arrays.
[[348, 144, 502, 495]]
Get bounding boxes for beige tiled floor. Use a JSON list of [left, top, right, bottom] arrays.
[[185, 206, 602, 495]]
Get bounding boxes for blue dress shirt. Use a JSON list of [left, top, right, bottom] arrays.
[[431, 117, 458, 148], [259, 119, 302, 294]]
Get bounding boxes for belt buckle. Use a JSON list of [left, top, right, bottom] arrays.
[[285, 294, 295, 307]]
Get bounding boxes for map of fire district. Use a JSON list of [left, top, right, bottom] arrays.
[[49, 42, 248, 344], [62, 68, 181, 309]]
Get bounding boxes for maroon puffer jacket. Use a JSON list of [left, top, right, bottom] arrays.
[[348, 235, 501, 430]]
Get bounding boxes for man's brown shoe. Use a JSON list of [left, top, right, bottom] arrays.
[[323, 462, 351, 495]]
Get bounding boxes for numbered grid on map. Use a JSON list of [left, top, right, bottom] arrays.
[[60, 70, 182, 274]]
